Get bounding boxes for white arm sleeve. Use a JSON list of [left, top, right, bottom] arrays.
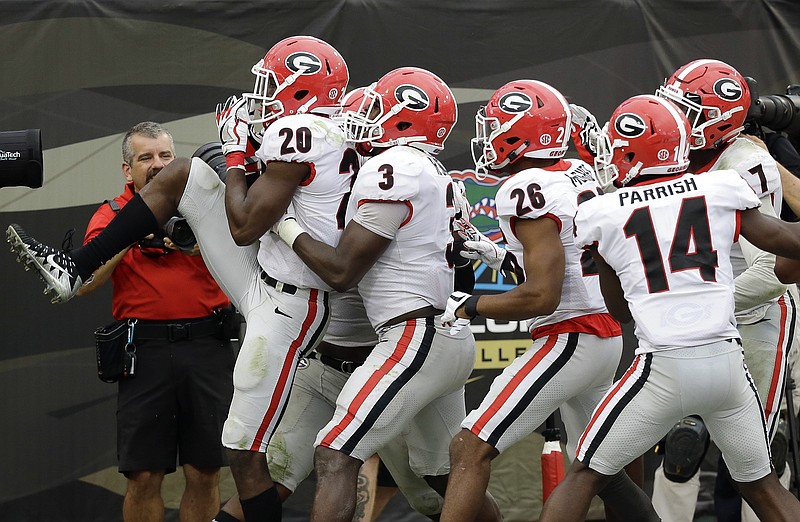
[[352, 201, 410, 239], [734, 194, 788, 314]]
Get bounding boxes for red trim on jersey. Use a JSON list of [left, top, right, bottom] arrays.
[[541, 212, 562, 233], [510, 213, 561, 238], [764, 295, 788, 425], [541, 159, 571, 171], [298, 161, 317, 186], [321, 320, 417, 447], [84, 183, 229, 320], [263, 160, 317, 186], [470, 334, 560, 435], [734, 209, 742, 243], [250, 288, 321, 450], [531, 313, 621, 340], [356, 199, 414, 228], [577, 354, 644, 452], [399, 201, 414, 227]]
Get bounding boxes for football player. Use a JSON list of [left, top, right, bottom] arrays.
[[651, 59, 795, 521], [215, 287, 447, 522], [8, 35, 351, 522], [438, 79, 658, 522], [539, 94, 800, 522], [272, 66, 501, 522]]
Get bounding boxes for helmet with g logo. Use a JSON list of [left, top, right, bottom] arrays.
[[243, 36, 349, 133], [595, 95, 691, 189], [472, 80, 571, 175], [338, 67, 456, 155], [656, 59, 750, 150]]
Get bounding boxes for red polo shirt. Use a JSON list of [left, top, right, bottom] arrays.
[[84, 182, 230, 320]]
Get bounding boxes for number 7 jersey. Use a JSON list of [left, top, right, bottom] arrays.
[[574, 169, 761, 353]]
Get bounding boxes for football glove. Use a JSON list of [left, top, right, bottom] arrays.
[[569, 103, 601, 160], [452, 179, 472, 220], [441, 291, 479, 329], [453, 218, 506, 271], [215, 95, 250, 170]]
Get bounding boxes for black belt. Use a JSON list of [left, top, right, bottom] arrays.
[[260, 270, 297, 295], [132, 314, 221, 342], [310, 352, 364, 374]]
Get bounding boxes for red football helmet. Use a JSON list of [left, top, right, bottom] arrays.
[[472, 80, 571, 174], [336, 86, 368, 116], [595, 95, 691, 189], [335, 87, 375, 156], [656, 59, 750, 150], [243, 35, 349, 133], [339, 67, 457, 155]]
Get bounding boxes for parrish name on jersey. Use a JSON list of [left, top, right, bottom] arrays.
[[617, 176, 698, 206]]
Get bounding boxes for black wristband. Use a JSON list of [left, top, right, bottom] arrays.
[[463, 295, 480, 319]]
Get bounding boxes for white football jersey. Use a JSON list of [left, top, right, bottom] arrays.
[[701, 136, 782, 204], [574, 170, 761, 353], [700, 137, 785, 321], [255, 114, 356, 290], [495, 158, 609, 333], [325, 288, 378, 347], [346, 146, 455, 329]]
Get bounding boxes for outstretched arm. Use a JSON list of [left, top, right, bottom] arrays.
[[775, 257, 800, 284], [463, 217, 564, 321], [740, 207, 800, 259], [291, 221, 391, 292], [276, 200, 406, 291]]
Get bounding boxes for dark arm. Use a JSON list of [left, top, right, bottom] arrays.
[[292, 220, 392, 292], [775, 257, 800, 284], [224, 161, 309, 245], [466, 217, 564, 321], [590, 245, 632, 323], [739, 207, 800, 259]]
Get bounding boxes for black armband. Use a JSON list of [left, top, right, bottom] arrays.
[[463, 295, 480, 319], [454, 263, 475, 293]]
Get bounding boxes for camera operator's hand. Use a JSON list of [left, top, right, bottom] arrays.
[[163, 237, 201, 256], [215, 95, 250, 171], [741, 133, 769, 151]]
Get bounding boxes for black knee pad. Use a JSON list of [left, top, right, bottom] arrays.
[[771, 417, 788, 477], [663, 415, 710, 483]]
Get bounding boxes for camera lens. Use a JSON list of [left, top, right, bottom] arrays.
[[164, 217, 196, 250], [755, 94, 800, 136]]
